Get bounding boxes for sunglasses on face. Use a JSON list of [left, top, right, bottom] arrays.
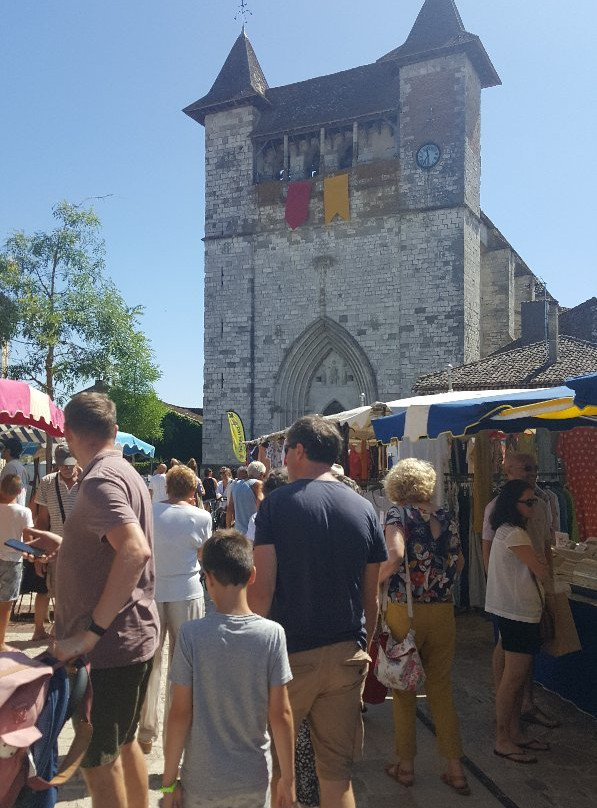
[[522, 465, 538, 473], [518, 498, 538, 507]]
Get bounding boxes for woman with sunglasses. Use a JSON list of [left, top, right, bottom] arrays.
[[486, 479, 550, 764]]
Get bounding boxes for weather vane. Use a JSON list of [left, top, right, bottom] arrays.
[[235, 1, 252, 28]]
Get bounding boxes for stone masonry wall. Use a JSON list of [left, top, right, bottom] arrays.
[[202, 55, 485, 462], [480, 247, 515, 357]]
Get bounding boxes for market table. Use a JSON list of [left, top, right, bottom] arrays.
[[534, 594, 597, 717]]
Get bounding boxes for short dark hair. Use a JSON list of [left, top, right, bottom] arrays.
[[286, 415, 341, 465], [2, 438, 23, 458], [202, 529, 254, 586], [263, 468, 288, 497], [64, 392, 116, 441], [490, 479, 533, 531]]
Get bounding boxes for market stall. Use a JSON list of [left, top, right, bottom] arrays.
[[371, 373, 597, 717], [115, 431, 155, 458]]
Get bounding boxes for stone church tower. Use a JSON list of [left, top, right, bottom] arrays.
[[185, 0, 504, 463]]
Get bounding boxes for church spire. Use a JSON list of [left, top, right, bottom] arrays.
[[379, 0, 501, 88], [184, 29, 270, 126], [403, 0, 465, 52]]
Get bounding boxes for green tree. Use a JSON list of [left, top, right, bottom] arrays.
[[0, 201, 159, 401], [0, 292, 19, 347], [109, 333, 167, 442]]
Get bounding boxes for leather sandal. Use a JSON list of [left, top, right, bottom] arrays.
[[441, 772, 471, 796], [385, 764, 414, 787]]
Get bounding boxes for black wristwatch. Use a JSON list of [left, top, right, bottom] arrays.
[[86, 618, 107, 637]]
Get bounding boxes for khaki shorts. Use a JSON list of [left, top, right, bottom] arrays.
[[45, 559, 57, 597], [282, 641, 370, 781]]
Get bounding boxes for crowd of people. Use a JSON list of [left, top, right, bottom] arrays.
[[0, 397, 560, 808]]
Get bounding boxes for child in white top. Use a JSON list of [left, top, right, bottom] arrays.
[[0, 475, 33, 651]]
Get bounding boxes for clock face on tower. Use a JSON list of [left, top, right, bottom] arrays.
[[416, 143, 441, 169]]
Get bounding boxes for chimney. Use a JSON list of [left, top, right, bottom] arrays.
[[521, 300, 548, 344], [548, 303, 559, 364]]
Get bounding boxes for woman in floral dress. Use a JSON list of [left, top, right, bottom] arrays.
[[380, 458, 470, 796]]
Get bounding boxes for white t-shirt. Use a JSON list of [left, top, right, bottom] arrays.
[[0, 459, 29, 507], [0, 503, 34, 561], [148, 473, 167, 503], [482, 490, 551, 559], [246, 512, 256, 542], [485, 524, 542, 623], [153, 502, 212, 603]]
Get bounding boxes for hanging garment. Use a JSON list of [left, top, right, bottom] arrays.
[[285, 181, 312, 229], [323, 174, 350, 224], [472, 431, 493, 534], [516, 432, 537, 460], [557, 428, 597, 540]]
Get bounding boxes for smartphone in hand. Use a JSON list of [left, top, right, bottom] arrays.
[[4, 538, 47, 558]]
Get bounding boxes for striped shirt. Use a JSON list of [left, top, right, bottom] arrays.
[[35, 472, 79, 536]]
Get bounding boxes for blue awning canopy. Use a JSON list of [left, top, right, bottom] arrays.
[[372, 375, 597, 444], [115, 432, 155, 458]]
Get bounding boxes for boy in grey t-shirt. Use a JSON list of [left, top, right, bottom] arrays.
[[162, 529, 296, 808]]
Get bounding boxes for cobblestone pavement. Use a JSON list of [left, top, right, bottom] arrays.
[[6, 609, 596, 808]]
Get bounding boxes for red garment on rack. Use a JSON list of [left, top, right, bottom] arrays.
[[348, 449, 362, 480], [557, 428, 597, 540]]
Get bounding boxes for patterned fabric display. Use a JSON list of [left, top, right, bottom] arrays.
[[557, 427, 597, 541], [385, 506, 461, 604]]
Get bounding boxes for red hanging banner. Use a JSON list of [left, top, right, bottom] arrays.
[[285, 181, 312, 230]]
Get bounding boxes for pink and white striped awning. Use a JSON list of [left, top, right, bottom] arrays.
[[0, 379, 64, 437]]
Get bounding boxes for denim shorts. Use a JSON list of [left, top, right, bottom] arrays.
[[0, 559, 23, 601]]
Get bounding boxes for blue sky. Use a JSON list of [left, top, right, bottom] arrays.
[[1, 0, 595, 406]]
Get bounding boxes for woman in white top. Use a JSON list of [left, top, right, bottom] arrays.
[[485, 479, 550, 764], [138, 465, 212, 753]]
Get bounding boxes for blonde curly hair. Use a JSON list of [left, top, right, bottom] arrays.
[[383, 458, 436, 504]]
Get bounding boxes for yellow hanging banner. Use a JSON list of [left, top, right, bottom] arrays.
[[324, 173, 350, 224], [226, 411, 247, 464]]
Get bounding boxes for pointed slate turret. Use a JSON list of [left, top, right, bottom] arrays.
[[184, 30, 270, 125], [379, 0, 501, 88]]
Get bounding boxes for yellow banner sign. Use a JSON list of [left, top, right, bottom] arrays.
[[226, 411, 247, 464]]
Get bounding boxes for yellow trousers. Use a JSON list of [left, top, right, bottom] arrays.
[[385, 601, 463, 760]]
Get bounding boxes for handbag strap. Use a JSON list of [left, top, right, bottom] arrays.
[[382, 506, 414, 623], [532, 574, 546, 609], [54, 474, 67, 524]]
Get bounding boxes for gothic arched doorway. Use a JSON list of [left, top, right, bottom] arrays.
[[322, 400, 345, 416], [273, 317, 378, 429]]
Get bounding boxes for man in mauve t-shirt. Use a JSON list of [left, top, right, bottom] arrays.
[[26, 392, 159, 808], [250, 415, 387, 808]]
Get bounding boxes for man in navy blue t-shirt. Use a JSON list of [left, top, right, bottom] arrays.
[[251, 415, 387, 808]]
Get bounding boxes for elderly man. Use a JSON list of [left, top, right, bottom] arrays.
[[227, 461, 265, 534], [148, 463, 167, 502], [483, 452, 558, 730], [30, 445, 79, 640], [0, 437, 29, 506], [250, 415, 387, 808], [26, 392, 159, 808]]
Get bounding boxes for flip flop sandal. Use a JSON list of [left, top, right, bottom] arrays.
[[385, 764, 414, 787], [493, 749, 538, 764], [518, 739, 551, 752], [441, 773, 471, 796], [521, 706, 560, 729]]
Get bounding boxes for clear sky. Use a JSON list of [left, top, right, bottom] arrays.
[[2, 0, 595, 406]]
